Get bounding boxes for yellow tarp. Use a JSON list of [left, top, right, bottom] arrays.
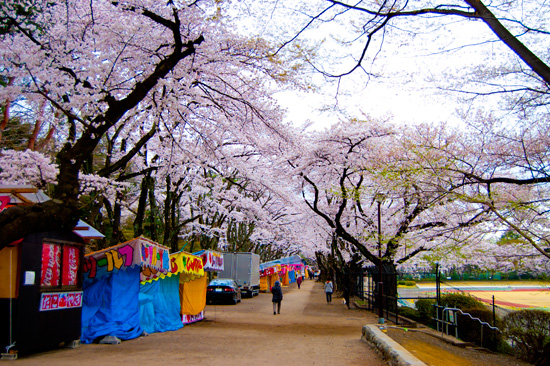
[[180, 275, 207, 316], [0, 246, 18, 298], [281, 272, 289, 286], [260, 276, 268, 292]]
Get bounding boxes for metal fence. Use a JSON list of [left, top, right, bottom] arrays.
[[433, 304, 502, 348], [353, 267, 507, 349], [352, 266, 439, 325]]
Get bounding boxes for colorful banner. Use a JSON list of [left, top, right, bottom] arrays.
[[200, 250, 224, 272], [41, 243, 61, 287], [39, 291, 83, 311], [182, 311, 204, 324], [84, 237, 170, 279], [141, 251, 204, 283], [260, 264, 281, 277]]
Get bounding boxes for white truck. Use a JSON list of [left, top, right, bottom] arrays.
[[219, 252, 260, 298]]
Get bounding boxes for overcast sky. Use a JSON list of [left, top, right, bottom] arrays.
[[234, 1, 527, 131]]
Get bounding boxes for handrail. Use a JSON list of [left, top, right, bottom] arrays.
[[438, 306, 501, 332]]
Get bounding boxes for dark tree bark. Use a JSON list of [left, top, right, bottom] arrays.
[[0, 17, 205, 249]]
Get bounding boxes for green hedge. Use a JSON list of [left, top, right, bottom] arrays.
[[397, 280, 416, 286], [440, 293, 484, 310], [503, 309, 550, 364], [397, 306, 422, 322]]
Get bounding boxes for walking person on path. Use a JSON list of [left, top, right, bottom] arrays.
[[297, 275, 302, 289], [271, 280, 283, 315], [324, 279, 333, 305]]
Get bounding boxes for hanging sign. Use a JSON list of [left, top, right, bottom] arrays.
[[41, 243, 61, 287], [62, 245, 80, 286], [200, 250, 224, 272], [84, 237, 170, 279], [141, 251, 204, 283], [39, 291, 83, 311]]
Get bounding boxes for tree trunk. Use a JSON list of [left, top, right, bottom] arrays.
[[134, 174, 150, 238]]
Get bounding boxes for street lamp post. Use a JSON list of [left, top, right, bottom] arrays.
[[375, 193, 385, 325]]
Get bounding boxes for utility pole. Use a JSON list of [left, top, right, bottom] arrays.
[[376, 194, 384, 324]]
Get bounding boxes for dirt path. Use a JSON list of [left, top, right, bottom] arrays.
[[384, 327, 531, 366], [12, 279, 384, 366], [9, 279, 532, 366]]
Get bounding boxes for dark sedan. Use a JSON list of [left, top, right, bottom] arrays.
[[206, 279, 242, 305]]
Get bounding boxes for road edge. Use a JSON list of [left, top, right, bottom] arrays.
[[361, 324, 427, 366]]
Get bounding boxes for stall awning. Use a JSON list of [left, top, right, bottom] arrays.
[[260, 255, 304, 270], [141, 251, 205, 284], [73, 220, 105, 240], [0, 185, 50, 205], [84, 237, 170, 279], [193, 250, 224, 272], [0, 185, 104, 241]]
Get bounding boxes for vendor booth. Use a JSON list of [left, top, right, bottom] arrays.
[[81, 237, 170, 343], [260, 255, 307, 289], [181, 250, 224, 324], [0, 185, 103, 357], [259, 264, 281, 292], [141, 250, 206, 326]]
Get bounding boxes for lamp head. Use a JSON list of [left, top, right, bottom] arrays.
[[374, 193, 385, 203]]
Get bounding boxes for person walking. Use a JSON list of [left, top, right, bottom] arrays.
[[324, 279, 333, 305], [271, 280, 283, 315], [296, 275, 302, 289]]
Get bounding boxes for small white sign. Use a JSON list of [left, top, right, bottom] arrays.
[[24, 271, 35, 285]]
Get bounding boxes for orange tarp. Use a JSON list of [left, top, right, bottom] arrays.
[[179, 274, 207, 316]]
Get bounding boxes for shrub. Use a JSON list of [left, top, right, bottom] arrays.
[[397, 280, 416, 286], [503, 309, 550, 364], [415, 298, 436, 323], [456, 307, 502, 351], [398, 306, 421, 322], [440, 293, 484, 310]]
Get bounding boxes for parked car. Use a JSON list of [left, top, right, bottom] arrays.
[[206, 279, 242, 305]]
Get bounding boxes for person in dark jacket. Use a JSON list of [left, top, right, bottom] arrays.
[[271, 281, 283, 315]]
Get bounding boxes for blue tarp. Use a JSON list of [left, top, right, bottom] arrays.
[[139, 275, 183, 334], [289, 270, 296, 283], [81, 266, 144, 343]]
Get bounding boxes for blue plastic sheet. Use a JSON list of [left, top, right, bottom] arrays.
[[139, 275, 183, 334], [289, 270, 296, 283], [81, 266, 144, 343]]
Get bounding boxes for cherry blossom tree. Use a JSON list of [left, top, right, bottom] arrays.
[[0, 0, 295, 249], [402, 114, 550, 265], [280, 119, 490, 298], [256, 0, 550, 270]]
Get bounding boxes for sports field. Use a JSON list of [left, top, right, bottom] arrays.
[[402, 281, 550, 310]]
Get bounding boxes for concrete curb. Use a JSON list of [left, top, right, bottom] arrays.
[[361, 324, 427, 366]]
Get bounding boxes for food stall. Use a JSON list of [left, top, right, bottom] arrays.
[[141, 250, 205, 327], [185, 250, 224, 323], [0, 185, 103, 357], [81, 237, 170, 343], [259, 264, 281, 292]]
